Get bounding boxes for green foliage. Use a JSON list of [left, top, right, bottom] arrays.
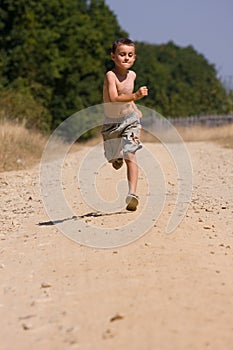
[[0, 0, 127, 131], [134, 41, 231, 116], [0, 0, 231, 136], [0, 84, 51, 131]]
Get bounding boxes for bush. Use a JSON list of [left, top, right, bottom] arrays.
[[0, 86, 51, 131]]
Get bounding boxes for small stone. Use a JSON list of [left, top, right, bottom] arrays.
[[22, 322, 32, 330], [41, 282, 52, 288], [102, 329, 114, 339], [110, 313, 124, 322]]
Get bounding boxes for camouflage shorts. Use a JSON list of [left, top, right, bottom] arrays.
[[101, 112, 142, 162]]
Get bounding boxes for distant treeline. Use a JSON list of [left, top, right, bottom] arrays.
[[0, 0, 232, 134]]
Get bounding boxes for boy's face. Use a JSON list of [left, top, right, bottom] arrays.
[[111, 44, 136, 71]]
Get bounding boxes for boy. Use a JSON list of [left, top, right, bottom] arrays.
[[102, 38, 148, 211]]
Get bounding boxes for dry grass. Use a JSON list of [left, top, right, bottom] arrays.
[[1, 119, 232, 173], [141, 123, 233, 149], [177, 124, 233, 148], [0, 119, 48, 172]]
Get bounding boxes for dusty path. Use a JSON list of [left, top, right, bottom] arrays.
[[0, 141, 233, 350]]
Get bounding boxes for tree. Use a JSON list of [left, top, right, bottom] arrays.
[[134, 41, 231, 116], [0, 0, 127, 129], [0, 1, 231, 133]]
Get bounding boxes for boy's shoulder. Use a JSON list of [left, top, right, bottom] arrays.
[[128, 70, 136, 78], [105, 70, 115, 77]]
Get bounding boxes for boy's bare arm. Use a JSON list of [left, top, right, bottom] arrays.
[[106, 72, 148, 102]]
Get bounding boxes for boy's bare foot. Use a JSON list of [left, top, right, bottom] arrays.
[[126, 193, 139, 211], [112, 158, 123, 170]]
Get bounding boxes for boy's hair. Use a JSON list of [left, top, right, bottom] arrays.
[[111, 38, 135, 54]]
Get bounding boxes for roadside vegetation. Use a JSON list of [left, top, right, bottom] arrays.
[[0, 0, 232, 171]]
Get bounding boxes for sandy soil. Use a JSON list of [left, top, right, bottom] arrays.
[[0, 141, 233, 350]]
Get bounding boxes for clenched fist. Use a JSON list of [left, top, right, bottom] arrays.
[[135, 86, 148, 100]]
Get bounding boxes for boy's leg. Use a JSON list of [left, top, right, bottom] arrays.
[[111, 149, 124, 170], [124, 152, 139, 211], [102, 137, 123, 170], [124, 152, 138, 194], [122, 118, 142, 211]]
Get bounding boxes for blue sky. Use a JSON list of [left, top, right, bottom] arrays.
[[105, 0, 233, 87]]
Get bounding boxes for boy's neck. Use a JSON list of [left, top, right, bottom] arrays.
[[113, 66, 129, 77]]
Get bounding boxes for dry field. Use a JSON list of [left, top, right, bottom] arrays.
[[177, 124, 233, 148], [1, 119, 233, 173], [0, 120, 47, 172]]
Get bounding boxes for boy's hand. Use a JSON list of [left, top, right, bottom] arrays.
[[135, 86, 148, 100]]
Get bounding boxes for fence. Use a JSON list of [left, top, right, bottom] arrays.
[[142, 113, 233, 130], [167, 114, 233, 127]]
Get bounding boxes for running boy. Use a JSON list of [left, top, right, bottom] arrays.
[[102, 38, 148, 211]]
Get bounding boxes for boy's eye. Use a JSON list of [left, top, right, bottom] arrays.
[[119, 52, 134, 57]]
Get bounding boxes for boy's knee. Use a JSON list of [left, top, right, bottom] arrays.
[[124, 152, 136, 162]]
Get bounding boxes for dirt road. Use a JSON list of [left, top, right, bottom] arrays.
[[1, 141, 233, 350]]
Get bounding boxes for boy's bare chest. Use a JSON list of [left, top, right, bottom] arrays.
[[116, 77, 134, 94]]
